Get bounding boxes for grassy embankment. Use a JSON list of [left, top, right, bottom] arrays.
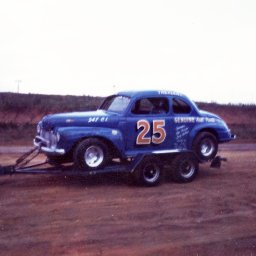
[[0, 92, 255, 145], [0, 93, 103, 145]]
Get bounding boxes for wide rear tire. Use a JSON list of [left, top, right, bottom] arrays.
[[192, 132, 218, 162]]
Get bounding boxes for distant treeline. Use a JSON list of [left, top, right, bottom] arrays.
[[0, 92, 256, 144], [0, 92, 103, 115]]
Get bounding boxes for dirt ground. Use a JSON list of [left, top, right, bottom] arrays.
[[0, 145, 256, 256]]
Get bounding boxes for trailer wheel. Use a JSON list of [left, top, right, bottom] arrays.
[[133, 156, 163, 187], [74, 138, 110, 171], [192, 132, 218, 162], [170, 153, 198, 183]]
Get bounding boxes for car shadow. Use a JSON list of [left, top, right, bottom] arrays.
[[0, 172, 133, 188]]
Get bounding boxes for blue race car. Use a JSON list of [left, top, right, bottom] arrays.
[[34, 90, 235, 185]]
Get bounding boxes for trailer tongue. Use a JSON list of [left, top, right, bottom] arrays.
[[0, 146, 47, 175], [0, 146, 138, 177]]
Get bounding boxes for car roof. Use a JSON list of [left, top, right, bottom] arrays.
[[117, 90, 187, 99]]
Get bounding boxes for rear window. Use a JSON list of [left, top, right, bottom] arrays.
[[172, 98, 191, 114]]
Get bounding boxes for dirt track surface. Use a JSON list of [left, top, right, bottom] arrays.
[[0, 145, 256, 255]]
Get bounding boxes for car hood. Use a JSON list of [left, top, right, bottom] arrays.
[[40, 110, 119, 130]]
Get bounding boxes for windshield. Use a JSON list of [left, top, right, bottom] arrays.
[[99, 95, 131, 113]]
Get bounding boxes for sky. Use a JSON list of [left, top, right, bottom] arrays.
[[0, 0, 256, 104]]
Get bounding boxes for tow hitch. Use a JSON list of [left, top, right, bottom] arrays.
[[0, 146, 48, 176], [210, 156, 227, 168]]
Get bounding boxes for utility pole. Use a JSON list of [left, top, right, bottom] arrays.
[[16, 80, 22, 93]]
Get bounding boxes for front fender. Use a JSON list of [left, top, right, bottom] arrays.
[[57, 127, 124, 155]]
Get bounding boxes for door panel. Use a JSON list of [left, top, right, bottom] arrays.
[[121, 97, 175, 153]]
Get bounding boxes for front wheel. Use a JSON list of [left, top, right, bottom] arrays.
[[170, 153, 199, 183], [73, 138, 110, 171], [133, 156, 163, 187]]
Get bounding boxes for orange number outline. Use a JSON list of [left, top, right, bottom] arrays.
[[136, 120, 151, 144], [152, 120, 166, 144], [136, 119, 166, 145]]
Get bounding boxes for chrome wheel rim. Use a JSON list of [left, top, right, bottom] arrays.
[[143, 163, 160, 183], [84, 146, 104, 167], [200, 139, 215, 157], [180, 160, 195, 179]]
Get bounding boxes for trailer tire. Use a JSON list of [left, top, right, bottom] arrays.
[[170, 153, 198, 183], [192, 132, 218, 162], [133, 156, 163, 187], [74, 138, 110, 171]]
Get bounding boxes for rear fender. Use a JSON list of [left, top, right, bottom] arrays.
[[188, 123, 220, 149]]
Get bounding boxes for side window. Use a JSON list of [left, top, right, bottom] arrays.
[[134, 98, 152, 114], [172, 98, 191, 114], [132, 97, 169, 115]]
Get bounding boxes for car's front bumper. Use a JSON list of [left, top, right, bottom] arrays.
[[231, 134, 236, 140], [34, 136, 66, 155]]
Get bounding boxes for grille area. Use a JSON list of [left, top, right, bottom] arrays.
[[38, 130, 57, 148]]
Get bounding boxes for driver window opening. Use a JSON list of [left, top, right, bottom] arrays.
[[132, 98, 169, 115]]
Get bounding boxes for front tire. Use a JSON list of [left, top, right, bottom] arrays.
[[133, 156, 163, 187], [74, 138, 110, 171], [192, 132, 218, 162]]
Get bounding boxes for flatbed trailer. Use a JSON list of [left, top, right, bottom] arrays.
[[0, 146, 225, 186]]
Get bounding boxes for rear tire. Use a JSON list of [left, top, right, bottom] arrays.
[[74, 138, 110, 171], [170, 153, 198, 183], [133, 156, 163, 187], [192, 132, 218, 162]]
